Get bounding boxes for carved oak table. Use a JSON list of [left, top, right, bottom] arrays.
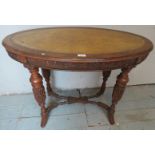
[[2, 27, 153, 127]]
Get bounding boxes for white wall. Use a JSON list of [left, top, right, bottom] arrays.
[[0, 25, 155, 95]]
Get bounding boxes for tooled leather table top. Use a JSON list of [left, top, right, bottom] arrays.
[[2, 27, 153, 60]]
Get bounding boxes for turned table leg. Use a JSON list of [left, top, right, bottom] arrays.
[[96, 71, 111, 96], [42, 69, 53, 96], [27, 66, 48, 127], [108, 67, 133, 124]]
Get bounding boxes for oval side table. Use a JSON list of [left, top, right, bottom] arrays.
[[2, 27, 153, 127]]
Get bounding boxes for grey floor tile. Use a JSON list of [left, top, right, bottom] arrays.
[[86, 113, 109, 126], [131, 85, 155, 98], [0, 105, 22, 120], [15, 117, 42, 130], [46, 113, 88, 130], [85, 103, 103, 115], [0, 85, 155, 130], [0, 94, 36, 106], [87, 125, 110, 130], [50, 103, 85, 116], [0, 119, 18, 130], [85, 104, 109, 126], [0, 95, 26, 119], [120, 85, 154, 102], [115, 108, 155, 123], [15, 113, 88, 130], [110, 124, 121, 130], [20, 95, 40, 117], [119, 120, 155, 130], [117, 98, 155, 111]]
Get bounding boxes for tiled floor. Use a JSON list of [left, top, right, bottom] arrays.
[[0, 85, 155, 130]]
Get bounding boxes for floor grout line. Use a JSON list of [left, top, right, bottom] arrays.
[[0, 112, 86, 121]]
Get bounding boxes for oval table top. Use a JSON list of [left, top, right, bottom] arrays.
[[2, 27, 153, 71], [2, 27, 153, 59]]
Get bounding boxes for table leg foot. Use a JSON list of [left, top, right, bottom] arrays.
[[41, 107, 48, 127], [108, 105, 115, 125]]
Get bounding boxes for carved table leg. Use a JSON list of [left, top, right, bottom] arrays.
[[42, 69, 53, 96], [27, 66, 48, 127], [96, 71, 111, 96], [108, 67, 133, 124]]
